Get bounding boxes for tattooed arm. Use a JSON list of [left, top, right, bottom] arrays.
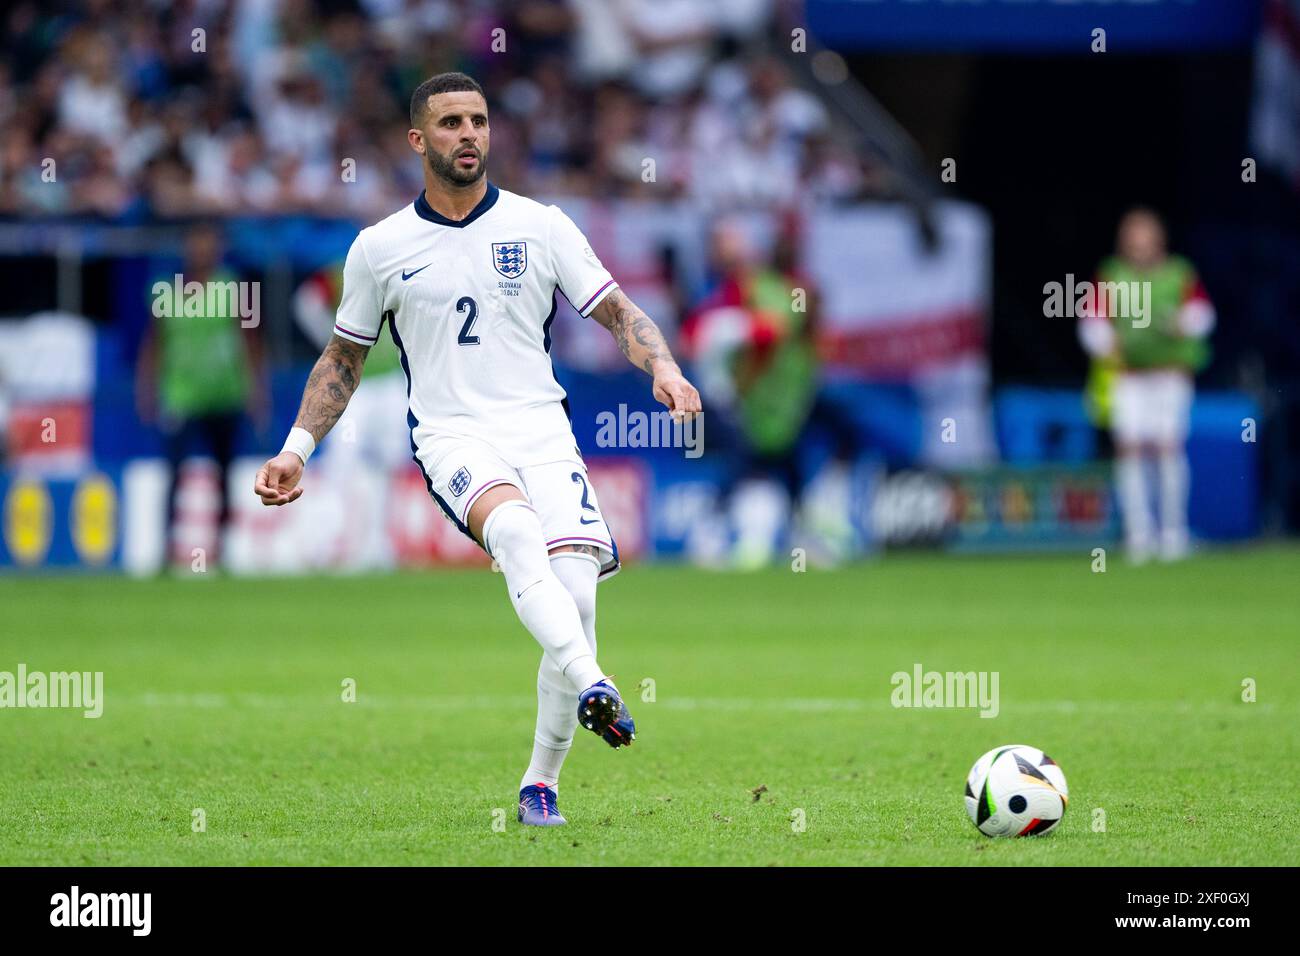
[[253, 334, 369, 505], [590, 288, 702, 420], [292, 334, 369, 441]]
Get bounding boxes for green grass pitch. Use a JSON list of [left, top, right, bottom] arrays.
[[2, 547, 1296, 865]]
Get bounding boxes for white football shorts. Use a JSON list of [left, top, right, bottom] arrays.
[[417, 433, 620, 580], [1111, 369, 1194, 448]]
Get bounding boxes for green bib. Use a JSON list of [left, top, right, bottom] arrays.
[[1097, 255, 1209, 371], [152, 269, 250, 417], [737, 271, 819, 455]]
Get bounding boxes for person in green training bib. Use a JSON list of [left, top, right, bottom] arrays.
[[136, 223, 266, 566], [685, 220, 859, 568], [1077, 208, 1215, 563]]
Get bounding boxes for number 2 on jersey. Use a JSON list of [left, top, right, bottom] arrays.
[[456, 295, 480, 346]]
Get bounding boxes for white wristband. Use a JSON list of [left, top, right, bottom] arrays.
[[281, 427, 316, 465]]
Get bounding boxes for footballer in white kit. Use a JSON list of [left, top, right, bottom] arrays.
[[254, 72, 702, 827], [331, 177, 623, 576]]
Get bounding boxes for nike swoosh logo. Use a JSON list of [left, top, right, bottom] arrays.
[[401, 263, 431, 281], [579, 517, 600, 525]]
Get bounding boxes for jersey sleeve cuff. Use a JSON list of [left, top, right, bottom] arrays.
[[577, 279, 618, 318], [333, 323, 381, 345]]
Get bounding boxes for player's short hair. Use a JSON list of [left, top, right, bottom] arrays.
[[1120, 205, 1164, 228], [410, 72, 486, 128]]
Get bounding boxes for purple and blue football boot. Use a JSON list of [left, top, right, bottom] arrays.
[[518, 782, 566, 826], [577, 680, 636, 748]]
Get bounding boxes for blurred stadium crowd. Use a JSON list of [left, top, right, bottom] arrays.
[[0, 0, 874, 220]]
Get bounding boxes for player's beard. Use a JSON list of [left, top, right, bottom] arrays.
[[427, 145, 486, 187]]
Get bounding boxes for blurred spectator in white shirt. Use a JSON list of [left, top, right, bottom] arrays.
[[58, 38, 128, 144]]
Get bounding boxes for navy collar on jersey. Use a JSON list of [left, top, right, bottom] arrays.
[[413, 182, 499, 228]]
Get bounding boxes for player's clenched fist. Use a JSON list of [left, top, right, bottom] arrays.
[[254, 452, 305, 506], [652, 369, 702, 422]]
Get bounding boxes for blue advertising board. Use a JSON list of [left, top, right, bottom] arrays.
[[0, 470, 122, 570], [807, 0, 1263, 52]]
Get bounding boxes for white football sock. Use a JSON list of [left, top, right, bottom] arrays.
[[550, 551, 599, 654], [1116, 452, 1154, 557], [520, 652, 574, 792], [482, 501, 604, 691], [1157, 448, 1190, 556], [518, 551, 602, 795]]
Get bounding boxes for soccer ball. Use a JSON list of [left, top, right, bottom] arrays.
[[964, 744, 1068, 837]]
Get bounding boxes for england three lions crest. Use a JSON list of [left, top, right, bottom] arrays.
[[492, 242, 527, 279]]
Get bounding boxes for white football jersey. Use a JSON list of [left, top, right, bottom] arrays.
[[332, 183, 619, 466]]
